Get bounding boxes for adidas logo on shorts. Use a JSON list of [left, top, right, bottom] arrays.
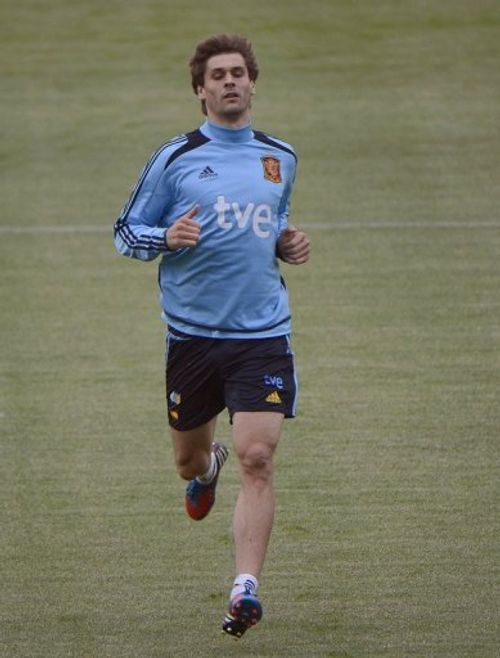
[[265, 391, 282, 404]]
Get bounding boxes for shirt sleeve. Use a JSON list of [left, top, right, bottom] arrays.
[[113, 148, 175, 261], [277, 157, 297, 235]]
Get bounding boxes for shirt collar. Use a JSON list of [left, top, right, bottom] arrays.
[[200, 120, 253, 144]]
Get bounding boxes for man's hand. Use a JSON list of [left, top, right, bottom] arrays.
[[278, 226, 310, 265], [165, 205, 201, 250]]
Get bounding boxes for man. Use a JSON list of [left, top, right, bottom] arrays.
[[113, 34, 310, 639]]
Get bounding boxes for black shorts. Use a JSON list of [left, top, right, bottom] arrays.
[[165, 329, 297, 431]]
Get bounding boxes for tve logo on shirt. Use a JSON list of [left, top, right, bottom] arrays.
[[214, 195, 274, 238]]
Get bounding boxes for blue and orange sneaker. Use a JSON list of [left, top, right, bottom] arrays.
[[185, 442, 228, 521], [222, 590, 263, 639]]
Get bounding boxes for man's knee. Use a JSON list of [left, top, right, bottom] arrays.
[[175, 454, 199, 480], [237, 442, 274, 480], [171, 421, 215, 480], [174, 447, 211, 480], [232, 412, 283, 482]]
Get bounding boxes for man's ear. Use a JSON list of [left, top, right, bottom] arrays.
[[197, 85, 206, 100], [250, 81, 256, 95]]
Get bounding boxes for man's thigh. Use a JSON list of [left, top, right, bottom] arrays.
[[231, 411, 284, 461]]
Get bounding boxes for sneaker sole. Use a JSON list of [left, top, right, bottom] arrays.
[[223, 594, 263, 638]]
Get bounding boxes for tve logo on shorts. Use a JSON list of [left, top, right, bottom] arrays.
[[214, 195, 274, 238], [264, 374, 284, 390]]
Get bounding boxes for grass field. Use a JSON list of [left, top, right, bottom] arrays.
[[1, 1, 499, 656]]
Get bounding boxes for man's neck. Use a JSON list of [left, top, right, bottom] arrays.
[[205, 111, 251, 129]]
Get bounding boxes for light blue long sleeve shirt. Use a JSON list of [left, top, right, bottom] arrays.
[[114, 121, 297, 338]]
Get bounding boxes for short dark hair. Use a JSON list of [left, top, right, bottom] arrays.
[[189, 34, 259, 114]]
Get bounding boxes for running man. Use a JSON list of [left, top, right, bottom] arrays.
[[113, 33, 310, 639]]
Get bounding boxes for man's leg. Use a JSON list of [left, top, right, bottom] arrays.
[[231, 411, 283, 577], [171, 417, 229, 521], [222, 411, 283, 638], [170, 417, 217, 481]]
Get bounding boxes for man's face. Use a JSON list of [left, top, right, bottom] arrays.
[[197, 52, 255, 125]]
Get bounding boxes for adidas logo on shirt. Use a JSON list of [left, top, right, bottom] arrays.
[[199, 166, 218, 179]]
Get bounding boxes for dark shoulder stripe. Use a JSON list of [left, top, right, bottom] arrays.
[[164, 129, 211, 169], [253, 130, 297, 162], [119, 136, 188, 220]]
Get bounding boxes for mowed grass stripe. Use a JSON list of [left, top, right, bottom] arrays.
[[1, 221, 499, 235]]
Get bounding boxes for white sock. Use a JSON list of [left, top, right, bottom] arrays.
[[196, 451, 217, 484], [230, 573, 259, 599]]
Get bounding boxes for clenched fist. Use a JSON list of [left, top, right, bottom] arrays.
[[278, 226, 310, 265]]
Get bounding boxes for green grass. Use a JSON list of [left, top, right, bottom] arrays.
[[1, 1, 499, 656]]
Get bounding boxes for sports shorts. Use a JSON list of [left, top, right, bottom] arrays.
[[165, 328, 297, 431]]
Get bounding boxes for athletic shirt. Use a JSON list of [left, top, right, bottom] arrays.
[[113, 120, 297, 339]]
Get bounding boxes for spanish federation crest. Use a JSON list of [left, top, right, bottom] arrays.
[[261, 156, 282, 183]]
